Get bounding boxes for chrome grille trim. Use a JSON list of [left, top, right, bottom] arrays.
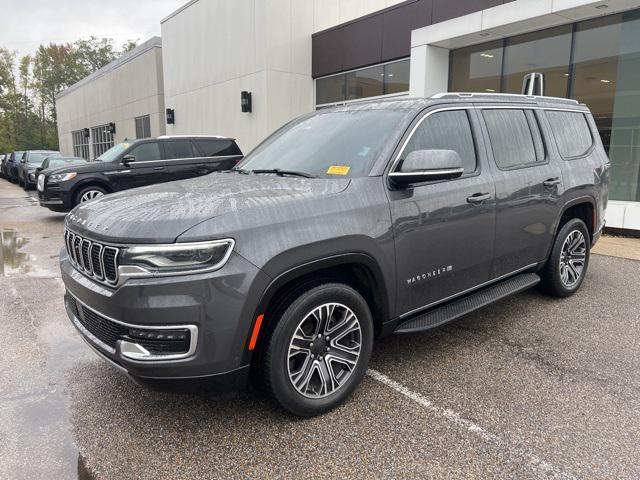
[[64, 228, 119, 286]]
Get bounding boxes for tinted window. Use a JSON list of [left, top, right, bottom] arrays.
[[545, 111, 593, 158], [129, 142, 161, 162], [194, 139, 241, 157], [164, 141, 195, 159], [483, 109, 538, 168], [401, 110, 477, 173]]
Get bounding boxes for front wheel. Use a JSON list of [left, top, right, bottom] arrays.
[[261, 283, 374, 417], [75, 186, 107, 206], [541, 218, 591, 297]]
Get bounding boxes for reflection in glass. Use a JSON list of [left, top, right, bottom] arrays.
[[385, 60, 410, 95], [503, 25, 572, 97], [346, 65, 384, 100], [450, 41, 503, 93], [316, 75, 345, 105]]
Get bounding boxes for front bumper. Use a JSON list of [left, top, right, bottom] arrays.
[[61, 247, 271, 383], [39, 187, 73, 211]]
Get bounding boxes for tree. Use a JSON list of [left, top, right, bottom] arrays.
[[0, 37, 138, 152]]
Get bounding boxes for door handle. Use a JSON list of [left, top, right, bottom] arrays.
[[467, 193, 492, 204], [153, 166, 165, 171], [543, 177, 561, 188]]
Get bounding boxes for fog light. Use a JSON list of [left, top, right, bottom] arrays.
[[128, 328, 188, 341]]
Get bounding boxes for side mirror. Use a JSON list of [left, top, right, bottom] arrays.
[[389, 149, 464, 187], [122, 154, 136, 166]]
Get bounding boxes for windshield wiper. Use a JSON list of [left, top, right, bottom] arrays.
[[231, 167, 251, 174], [250, 168, 316, 178]]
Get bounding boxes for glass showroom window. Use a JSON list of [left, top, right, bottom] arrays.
[[91, 125, 114, 159], [72, 129, 90, 160], [135, 115, 151, 139], [450, 40, 503, 93], [503, 25, 572, 98], [315, 59, 410, 107]]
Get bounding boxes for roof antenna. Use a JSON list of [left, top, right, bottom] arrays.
[[522, 72, 544, 96]]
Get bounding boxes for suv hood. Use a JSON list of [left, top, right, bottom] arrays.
[[46, 161, 106, 176], [65, 172, 350, 243]]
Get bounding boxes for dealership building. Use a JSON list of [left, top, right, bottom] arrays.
[[56, 0, 640, 230]]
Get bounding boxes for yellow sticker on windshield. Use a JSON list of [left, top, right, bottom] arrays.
[[327, 165, 350, 175]]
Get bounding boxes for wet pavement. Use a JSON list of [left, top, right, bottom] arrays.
[[1, 178, 639, 479]]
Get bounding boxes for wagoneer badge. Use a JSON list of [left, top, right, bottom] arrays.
[[406, 265, 453, 285]]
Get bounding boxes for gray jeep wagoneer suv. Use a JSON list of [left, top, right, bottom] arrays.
[[61, 93, 609, 416]]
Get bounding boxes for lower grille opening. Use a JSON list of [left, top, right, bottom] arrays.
[[67, 294, 191, 356]]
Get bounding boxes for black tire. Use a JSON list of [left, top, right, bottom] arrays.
[[541, 218, 591, 297], [74, 186, 107, 207], [260, 283, 374, 417]]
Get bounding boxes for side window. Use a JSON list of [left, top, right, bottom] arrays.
[[545, 111, 593, 158], [401, 110, 477, 173], [483, 109, 538, 169], [165, 140, 196, 159], [129, 142, 161, 162], [194, 139, 240, 157]]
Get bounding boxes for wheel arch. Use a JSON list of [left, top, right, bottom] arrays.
[[251, 253, 391, 351], [558, 196, 596, 240]]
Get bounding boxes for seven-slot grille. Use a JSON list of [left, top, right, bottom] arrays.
[[65, 229, 119, 285]]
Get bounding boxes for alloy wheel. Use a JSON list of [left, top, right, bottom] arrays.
[[559, 229, 586, 288], [80, 190, 104, 203], [287, 303, 362, 399]]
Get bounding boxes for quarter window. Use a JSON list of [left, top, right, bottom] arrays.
[[401, 110, 477, 174], [483, 109, 539, 169], [545, 111, 593, 158], [129, 142, 161, 162], [194, 139, 241, 157]]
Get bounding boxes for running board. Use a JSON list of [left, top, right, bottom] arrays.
[[394, 273, 540, 334]]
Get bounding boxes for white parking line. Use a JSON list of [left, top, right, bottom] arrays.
[[367, 369, 577, 480]]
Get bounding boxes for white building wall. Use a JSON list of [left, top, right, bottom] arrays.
[[161, 0, 407, 153], [56, 38, 165, 159]]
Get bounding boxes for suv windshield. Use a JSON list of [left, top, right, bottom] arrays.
[[97, 142, 131, 162], [239, 109, 405, 178], [29, 152, 58, 165]]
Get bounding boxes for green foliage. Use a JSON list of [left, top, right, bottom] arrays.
[[0, 37, 138, 153]]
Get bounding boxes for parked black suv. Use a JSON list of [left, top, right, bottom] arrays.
[[38, 136, 242, 211], [61, 94, 609, 416], [18, 150, 61, 189]]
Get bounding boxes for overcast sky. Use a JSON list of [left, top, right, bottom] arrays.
[[2, 0, 186, 57]]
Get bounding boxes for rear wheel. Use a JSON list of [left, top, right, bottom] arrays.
[[541, 218, 590, 297], [75, 186, 107, 206], [260, 283, 373, 417]]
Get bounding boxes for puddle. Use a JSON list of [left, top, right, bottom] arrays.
[[0, 229, 33, 275]]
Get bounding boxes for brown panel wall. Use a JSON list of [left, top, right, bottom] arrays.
[[431, 0, 504, 24], [312, 0, 516, 78]]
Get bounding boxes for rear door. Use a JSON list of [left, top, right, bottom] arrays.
[[388, 106, 496, 315], [478, 106, 563, 278], [164, 139, 201, 181]]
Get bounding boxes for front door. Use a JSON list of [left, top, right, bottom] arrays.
[[108, 141, 168, 191], [478, 107, 563, 277], [388, 108, 496, 316]]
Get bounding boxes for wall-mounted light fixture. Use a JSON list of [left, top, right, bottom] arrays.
[[166, 108, 175, 124], [83, 128, 90, 138], [241, 91, 252, 113], [108, 122, 116, 135]]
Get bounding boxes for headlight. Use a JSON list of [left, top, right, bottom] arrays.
[[49, 172, 77, 183], [119, 239, 234, 274]]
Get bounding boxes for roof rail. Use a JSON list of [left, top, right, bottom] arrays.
[[430, 92, 579, 105], [157, 135, 230, 139]]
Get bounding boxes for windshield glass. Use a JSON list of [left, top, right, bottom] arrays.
[[28, 152, 57, 165], [97, 142, 131, 162], [239, 109, 405, 178]]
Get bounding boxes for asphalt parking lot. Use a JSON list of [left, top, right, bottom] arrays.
[[1, 178, 639, 480]]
